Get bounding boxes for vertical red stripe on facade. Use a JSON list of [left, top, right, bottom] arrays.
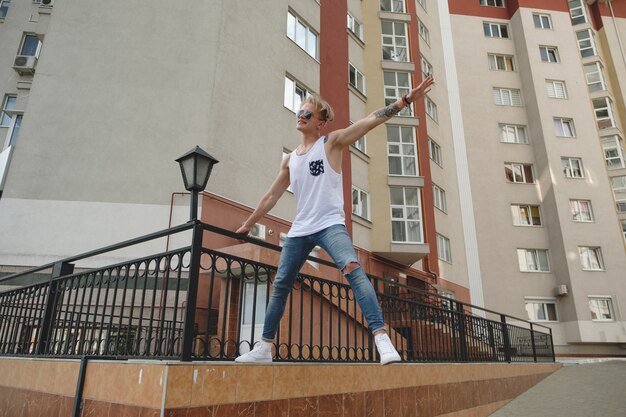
[[408, 0, 439, 277], [320, 0, 353, 237]]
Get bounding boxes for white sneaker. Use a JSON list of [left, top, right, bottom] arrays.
[[235, 341, 273, 363], [375, 333, 401, 365]]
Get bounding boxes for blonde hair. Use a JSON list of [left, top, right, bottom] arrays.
[[303, 95, 335, 122]]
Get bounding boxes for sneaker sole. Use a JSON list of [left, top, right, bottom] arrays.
[[234, 358, 273, 364]]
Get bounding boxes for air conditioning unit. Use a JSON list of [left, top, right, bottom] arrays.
[[249, 223, 266, 240], [555, 284, 569, 296], [13, 55, 37, 75], [33, 0, 54, 5]]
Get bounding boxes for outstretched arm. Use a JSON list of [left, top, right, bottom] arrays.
[[235, 154, 291, 234], [326, 76, 434, 149]]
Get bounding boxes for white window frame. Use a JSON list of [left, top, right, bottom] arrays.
[[505, 162, 534, 184], [592, 97, 616, 130], [480, 0, 505, 7], [517, 249, 550, 272], [433, 184, 447, 213], [602, 135, 626, 170], [425, 96, 438, 122], [570, 199, 594, 222], [561, 157, 584, 178], [3, 113, 22, 149], [0, 0, 9, 19], [546, 80, 568, 99], [287, 10, 318, 59], [390, 187, 423, 243], [284, 75, 311, 113], [500, 124, 528, 144], [569, 0, 589, 25], [349, 63, 366, 95], [417, 0, 427, 12], [621, 220, 626, 243], [387, 125, 418, 176], [428, 137, 442, 166], [380, 0, 405, 13], [553, 118, 576, 137], [539, 45, 560, 63], [421, 54, 433, 78], [483, 22, 510, 39], [352, 186, 370, 220], [18, 33, 42, 58], [589, 297, 614, 321], [493, 88, 522, 106], [381, 20, 409, 62], [576, 29, 597, 58], [437, 234, 452, 263], [384, 71, 412, 116], [418, 20, 430, 45], [533, 13, 552, 29], [611, 176, 626, 213], [488, 53, 515, 71], [1, 95, 17, 127], [347, 12, 363, 41], [525, 298, 559, 322], [511, 204, 542, 226], [579, 246, 604, 271], [584, 62, 607, 92]]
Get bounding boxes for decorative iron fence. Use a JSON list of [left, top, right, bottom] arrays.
[[0, 221, 554, 363]]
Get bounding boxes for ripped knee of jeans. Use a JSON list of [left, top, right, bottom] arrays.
[[342, 261, 361, 276]]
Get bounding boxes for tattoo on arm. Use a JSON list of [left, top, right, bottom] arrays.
[[374, 103, 402, 119]]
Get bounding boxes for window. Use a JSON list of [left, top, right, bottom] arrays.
[[488, 54, 515, 71], [425, 96, 438, 121], [437, 234, 451, 263], [0, 0, 9, 19], [421, 55, 433, 78], [570, 199, 594, 222], [382, 21, 409, 62], [568, 0, 588, 25], [483, 22, 509, 39], [380, 0, 405, 13], [539, 46, 559, 63], [352, 186, 370, 220], [546, 80, 567, 99], [390, 187, 423, 243], [500, 124, 528, 144], [579, 247, 604, 271], [384, 71, 411, 116], [417, 0, 427, 11], [533, 13, 552, 29], [1, 95, 16, 127], [584, 63, 607, 92], [589, 298, 614, 321], [576, 29, 597, 58], [561, 157, 584, 178], [480, 0, 504, 7], [349, 63, 366, 95], [621, 220, 626, 243], [553, 118, 576, 137], [418, 20, 430, 45], [592, 97, 616, 129], [517, 249, 550, 272], [352, 136, 367, 154], [287, 10, 318, 59], [505, 163, 534, 183], [602, 136, 626, 170], [5, 114, 22, 147], [387, 125, 417, 176], [511, 204, 541, 226], [347, 13, 363, 40], [611, 176, 626, 213], [525, 299, 558, 322], [493, 88, 522, 106], [433, 184, 447, 212], [19, 34, 41, 57], [284, 75, 310, 113], [428, 137, 442, 166]]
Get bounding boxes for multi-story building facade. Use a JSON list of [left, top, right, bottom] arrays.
[[0, 0, 624, 355]]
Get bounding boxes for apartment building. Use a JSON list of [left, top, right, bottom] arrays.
[[1, 0, 625, 355]]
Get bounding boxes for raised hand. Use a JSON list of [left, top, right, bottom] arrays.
[[406, 75, 434, 103]]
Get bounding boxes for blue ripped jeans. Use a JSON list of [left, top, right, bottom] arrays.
[[261, 224, 385, 341]]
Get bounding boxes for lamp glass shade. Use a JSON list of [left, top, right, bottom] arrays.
[[176, 146, 219, 192]]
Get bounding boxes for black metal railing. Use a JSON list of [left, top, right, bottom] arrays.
[[0, 221, 554, 363]]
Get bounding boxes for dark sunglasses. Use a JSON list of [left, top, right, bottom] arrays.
[[297, 110, 314, 120]]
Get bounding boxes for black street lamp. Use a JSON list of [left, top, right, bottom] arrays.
[[176, 146, 219, 221]]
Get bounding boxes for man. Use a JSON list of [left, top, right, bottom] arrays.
[[235, 76, 434, 365]]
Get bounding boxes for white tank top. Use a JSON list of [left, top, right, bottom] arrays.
[[287, 136, 345, 237]]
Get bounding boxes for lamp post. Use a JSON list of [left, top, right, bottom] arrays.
[[176, 146, 219, 221]]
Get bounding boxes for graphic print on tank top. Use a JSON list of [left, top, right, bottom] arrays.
[[309, 159, 324, 176]]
